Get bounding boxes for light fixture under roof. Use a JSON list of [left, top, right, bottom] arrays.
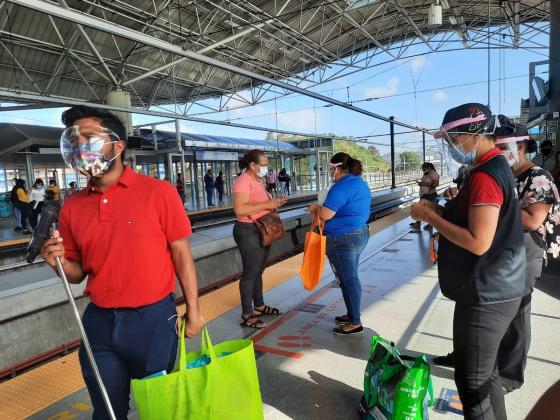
[[440, 0, 450, 9], [428, 1, 443, 26], [449, 15, 457, 25]]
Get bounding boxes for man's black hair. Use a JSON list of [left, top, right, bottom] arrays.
[[61, 105, 127, 142]]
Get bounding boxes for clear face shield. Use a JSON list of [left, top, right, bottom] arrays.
[[495, 136, 527, 169], [60, 125, 122, 178]]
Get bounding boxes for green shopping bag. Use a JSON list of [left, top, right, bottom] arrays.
[[131, 322, 263, 420], [358, 336, 433, 420]]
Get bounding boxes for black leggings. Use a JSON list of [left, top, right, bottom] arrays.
[[233, 222, 270, 315], [454, 300, 520, 420], [497, 233, 543, 389]]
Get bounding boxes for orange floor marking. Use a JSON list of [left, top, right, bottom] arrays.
[[253, 344, 303, 359]]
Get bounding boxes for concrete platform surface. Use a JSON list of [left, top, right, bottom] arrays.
[[22, 217, 560, 419]]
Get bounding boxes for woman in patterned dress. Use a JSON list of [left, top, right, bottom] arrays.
[[495, 119, 560, 392]]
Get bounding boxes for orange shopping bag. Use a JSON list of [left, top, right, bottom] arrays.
[[300, 219, 327, 291]]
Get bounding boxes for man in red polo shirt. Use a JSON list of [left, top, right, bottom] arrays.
[[41, 105, 203, 419]]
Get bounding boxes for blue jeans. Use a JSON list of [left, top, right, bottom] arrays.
[[206, 188, 214, 206], [326, 225, 369, 324], [79, 294, 178, 420]]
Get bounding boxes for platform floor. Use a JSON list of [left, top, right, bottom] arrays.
[[2, 212, 559, 419]]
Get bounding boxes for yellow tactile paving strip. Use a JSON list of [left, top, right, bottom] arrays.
[[0, 207, 410, 419], [0, 237, 30, 247]]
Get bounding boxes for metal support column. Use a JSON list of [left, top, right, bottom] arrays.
[[422, 132, 426, 163], [315, 148, 321, 191], [152, 125, 158, 151], [550, 0, 560, 124], [390, 117, 396, 189], [166, 153, 173, 182], [175, 119, 186, 200], [25, 152, 33, 185]]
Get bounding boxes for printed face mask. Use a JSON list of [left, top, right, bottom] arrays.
[[61, 126, 122, 178]]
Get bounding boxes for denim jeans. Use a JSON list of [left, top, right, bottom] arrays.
[[233, 221, 270, 315], [326, 225, 369, 324], [206, 188, 214, 206]]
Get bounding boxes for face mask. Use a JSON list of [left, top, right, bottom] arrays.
[[61, 126, 122, 178], [258, 166, 268, 178], [448, 136, 478, 165]]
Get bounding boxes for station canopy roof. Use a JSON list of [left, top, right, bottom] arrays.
[[139, 129, 301, 153], [0, 0, 550, 114]]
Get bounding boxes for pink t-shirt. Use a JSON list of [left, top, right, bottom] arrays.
[[233, 172, 271, 223]]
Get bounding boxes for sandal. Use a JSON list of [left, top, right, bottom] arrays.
[[254, 305, 282, 316], [240, 314, 266, 329]]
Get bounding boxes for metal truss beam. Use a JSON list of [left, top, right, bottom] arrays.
[[329, 3, 396, 59], [121, 19, 271, 87], [391, 0, 434, 52], [503, 0, 521, 48], [0, 87, 318, 137], [7, 0, 430, 133], [57, 0, 119, 87]]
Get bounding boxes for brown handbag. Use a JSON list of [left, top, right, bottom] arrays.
[[251, 210, 286, 246]]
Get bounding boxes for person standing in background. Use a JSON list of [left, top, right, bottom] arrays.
[[47, 179, 61, 201], [65, 181, 79, 201], [215, 171, 225, 205], [176, 173, 186, 203], [29, 178, 45, 226], [12, 179, 33, 234], [532, 140, 556, 173], [204, 169, 215, 207], [266, 169, 277, 196]]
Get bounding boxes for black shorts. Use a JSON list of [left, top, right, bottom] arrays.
[[420, 193, 438, 202]]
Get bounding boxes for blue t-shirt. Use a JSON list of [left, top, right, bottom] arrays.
[[323, 174, 372, 237]]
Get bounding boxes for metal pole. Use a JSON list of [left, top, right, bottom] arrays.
[[390, 117, 396, 189], [55, 257, 116, 420], [422, 132, 426, 163], [315, 148, 321, 192], [25, 152, 33, 185], [550, 0, 560, 142], [175, 119, 186, 203]]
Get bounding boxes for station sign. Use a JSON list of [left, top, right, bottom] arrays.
[[195, 150, 239, 161]]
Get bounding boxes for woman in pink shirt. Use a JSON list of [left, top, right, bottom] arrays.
[[233, 149, 287, 328]]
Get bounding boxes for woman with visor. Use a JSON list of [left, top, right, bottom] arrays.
[[411, 103, 525, 420], [494, 118, 559, 393]]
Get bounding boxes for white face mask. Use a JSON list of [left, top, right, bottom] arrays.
[[258, 166, 268, 178]]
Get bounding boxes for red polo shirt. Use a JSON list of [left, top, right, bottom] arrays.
[[59, 166, 192, 308]]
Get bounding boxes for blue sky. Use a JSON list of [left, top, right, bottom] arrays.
[[0, 30, 549, 157]]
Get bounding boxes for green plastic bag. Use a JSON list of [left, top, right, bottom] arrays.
[[358, 336, 433, 420], [131, 322, 263, 420]]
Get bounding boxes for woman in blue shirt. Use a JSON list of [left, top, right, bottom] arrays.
[[308, 152, 372, 335]]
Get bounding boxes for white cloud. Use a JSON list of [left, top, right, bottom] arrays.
[[433, 90, 448, 102], [277, 108, 322, 132], [410, 55, 429, 73], [364, 77, 399, 99]]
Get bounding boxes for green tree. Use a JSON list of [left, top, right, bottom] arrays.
[[367, 145, 380, 156], [399, 151, 421, 170]]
